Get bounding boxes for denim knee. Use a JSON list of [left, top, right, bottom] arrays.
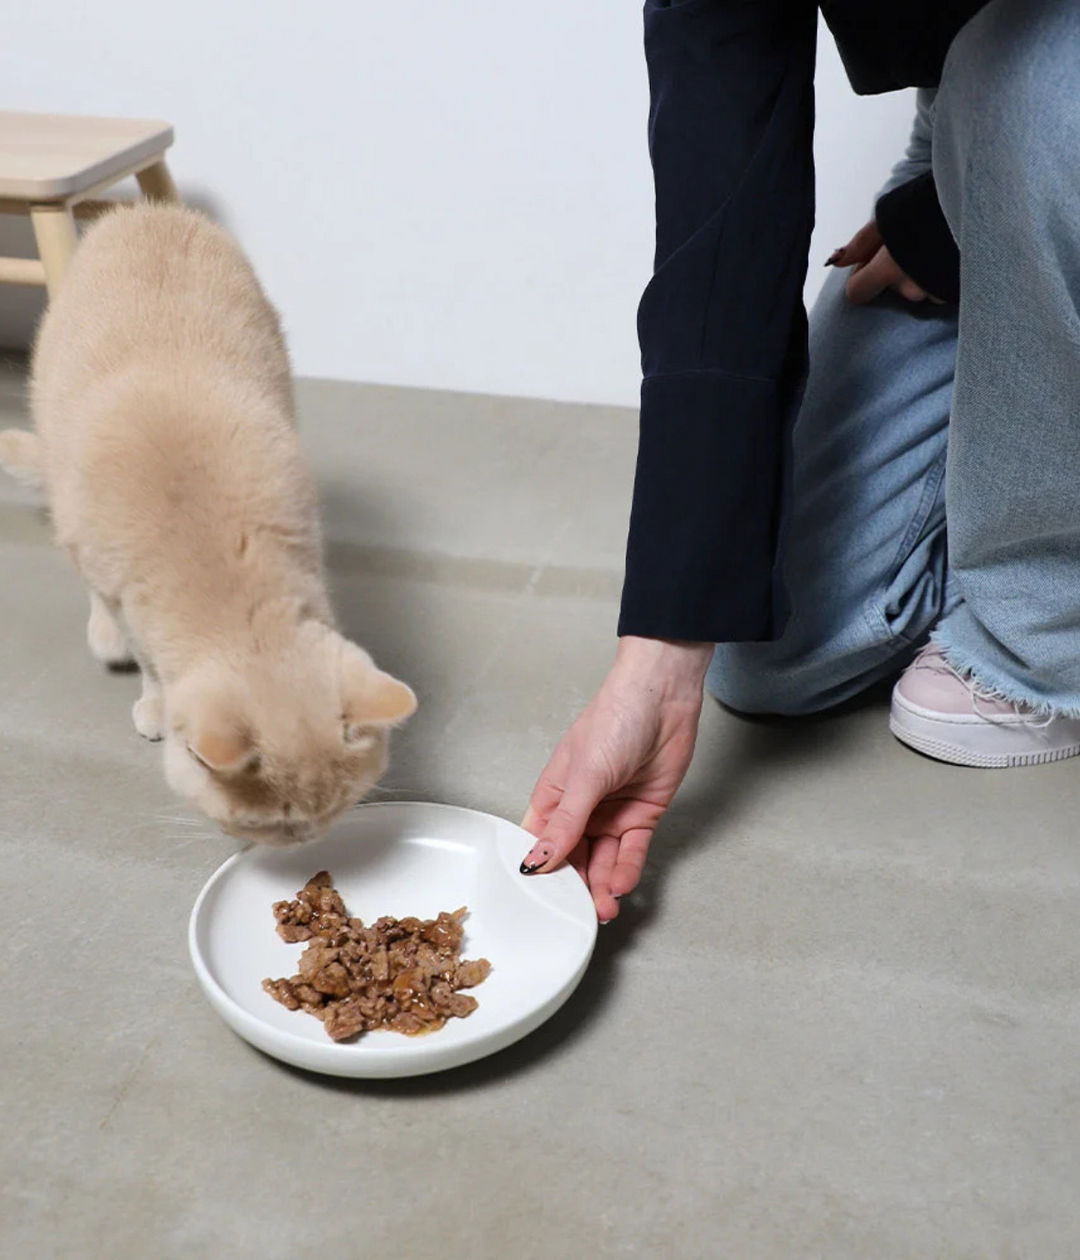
[[935, 0, 1080, 231], [707, 644, 817, 717], [706, 647, 825, 717], [706, 634, 910, 719]]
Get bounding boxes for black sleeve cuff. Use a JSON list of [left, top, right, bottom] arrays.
[[875, 171, 960, 304], [617, 369, 796, 644]]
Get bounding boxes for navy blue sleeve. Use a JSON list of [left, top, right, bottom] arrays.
[[618, 0, 818, 643], [875, 172, 960, 304]]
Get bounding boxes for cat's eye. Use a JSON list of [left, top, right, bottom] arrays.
[[187, 743, 214, 772], [186, 743, 261, 775]]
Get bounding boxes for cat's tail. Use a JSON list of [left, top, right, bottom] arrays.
[[0, 429, 44, 489]]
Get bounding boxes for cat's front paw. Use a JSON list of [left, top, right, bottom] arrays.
[[132, 694, 164, 741]]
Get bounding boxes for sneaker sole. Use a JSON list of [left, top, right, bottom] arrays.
[[889, 692, 1080, 768]]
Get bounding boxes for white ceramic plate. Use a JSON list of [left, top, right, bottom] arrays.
[[189, 802, 597, 1078]]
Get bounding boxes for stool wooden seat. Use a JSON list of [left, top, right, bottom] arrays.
[[0, 110, 178, 298]]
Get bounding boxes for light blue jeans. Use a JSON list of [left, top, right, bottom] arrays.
[[708, 0, 1080, 719]]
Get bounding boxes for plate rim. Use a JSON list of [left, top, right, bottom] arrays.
[[188, 800, 598, 1077]]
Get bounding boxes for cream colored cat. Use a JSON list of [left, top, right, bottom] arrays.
[[0, 203, 416, 845]]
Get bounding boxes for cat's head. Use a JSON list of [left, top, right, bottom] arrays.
[[162, 627, 417, 845]]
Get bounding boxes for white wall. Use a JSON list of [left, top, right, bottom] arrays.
[[0, 5, 914, 407]]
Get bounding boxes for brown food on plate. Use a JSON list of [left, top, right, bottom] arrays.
[[262, 871, 492, 1042]]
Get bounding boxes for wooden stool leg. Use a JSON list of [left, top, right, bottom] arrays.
[[136, 159, 179, 203], [29, 205, 79, 298]]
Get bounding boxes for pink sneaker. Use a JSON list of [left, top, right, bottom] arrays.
[[889, 645, 1080, 767]]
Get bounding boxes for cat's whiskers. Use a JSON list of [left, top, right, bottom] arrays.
[[359, 779, 410, 799], [352, 788, 396, 806], [161, 825, 217, 840]]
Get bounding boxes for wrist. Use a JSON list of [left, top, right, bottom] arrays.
[[613, 635, 713, 694]]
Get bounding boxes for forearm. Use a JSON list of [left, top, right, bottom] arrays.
[[621, 0, 819, 645]]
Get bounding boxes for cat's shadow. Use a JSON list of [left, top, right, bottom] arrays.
[[315, 475, 493, 811]]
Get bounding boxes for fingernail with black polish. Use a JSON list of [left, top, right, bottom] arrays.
[[519, 846, 549, 875], [825, 248, 844, 266]]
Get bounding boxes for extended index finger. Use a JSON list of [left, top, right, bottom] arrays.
[[830, 220, 883, 268], [521, 782, 605, 874], [520, 742, 574, 839]]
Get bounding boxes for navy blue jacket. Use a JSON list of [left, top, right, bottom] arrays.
[[618, 0, 986, 643]]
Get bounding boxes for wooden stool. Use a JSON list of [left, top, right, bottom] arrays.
[[0, 111, 178, 298]]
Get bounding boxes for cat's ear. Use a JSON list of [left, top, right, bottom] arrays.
[[341, 648, 417, 733], [188, 725, 257, 775], [174, 673, 257, 774]]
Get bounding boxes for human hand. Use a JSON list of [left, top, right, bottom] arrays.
[[828, 221, 944, 305], [520, 636, 713, 923]]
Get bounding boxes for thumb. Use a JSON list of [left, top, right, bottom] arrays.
[[845, 247, 902, 304], [520, 786, 601, 875]]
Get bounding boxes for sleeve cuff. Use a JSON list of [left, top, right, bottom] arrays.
[[875, 171, 960, 304], [617, 368, 795, 644]]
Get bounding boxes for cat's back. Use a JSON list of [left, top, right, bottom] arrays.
[[28, 203, 319, 599], [31, 203, 293, 428]]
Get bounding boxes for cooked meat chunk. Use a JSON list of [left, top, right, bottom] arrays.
[[262, 872, 491, 1042], [455, 958, 492, 989]]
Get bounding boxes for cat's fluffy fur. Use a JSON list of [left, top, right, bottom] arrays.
[[0, 203, 416, 845]]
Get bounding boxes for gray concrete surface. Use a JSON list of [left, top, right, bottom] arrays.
[[2, 356, 1079, 1259]]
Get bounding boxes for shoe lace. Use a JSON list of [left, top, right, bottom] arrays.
[[917, 649, 1055, 729]]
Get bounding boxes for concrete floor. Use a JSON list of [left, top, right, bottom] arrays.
[[2, 355, 1079, 1259]]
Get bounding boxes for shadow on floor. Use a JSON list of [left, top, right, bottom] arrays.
[[261, 680, 900, 1098], [257, 902, 636, 1097], [591, 675, 905, 943], [640, 676, 900, 924]]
